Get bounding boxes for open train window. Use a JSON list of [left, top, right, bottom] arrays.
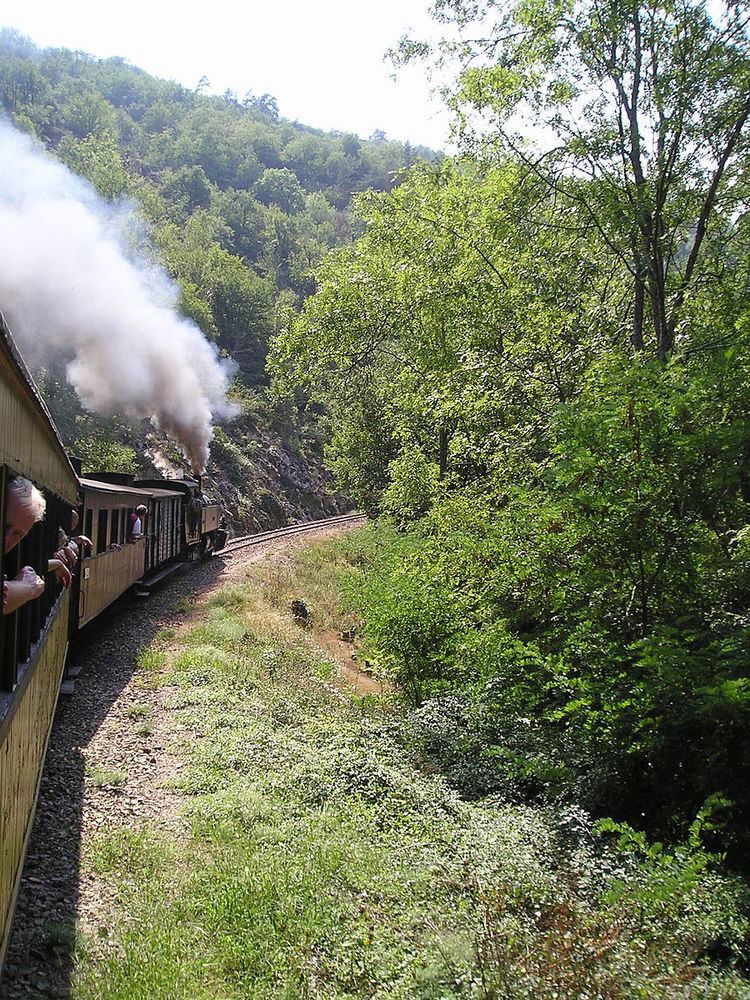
[[96, 509, 109, 555], [0, 468, 71, 692], [111, 509, 120, 548]]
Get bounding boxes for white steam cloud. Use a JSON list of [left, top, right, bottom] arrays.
[[0, 121, 237, 473]]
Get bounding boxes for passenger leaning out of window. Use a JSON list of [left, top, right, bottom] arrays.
[[55, 508, 92, 571], [3, 476, 73, 614], [129, 505, 147, 541]]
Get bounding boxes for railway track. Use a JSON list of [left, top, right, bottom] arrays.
[[221, 511, 366, 555]]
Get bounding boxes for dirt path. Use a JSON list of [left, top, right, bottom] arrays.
[[0, 523, 363, 1000]]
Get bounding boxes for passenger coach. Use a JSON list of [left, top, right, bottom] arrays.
[[0, 311, 79, 969], [77, 478, 152, 627]]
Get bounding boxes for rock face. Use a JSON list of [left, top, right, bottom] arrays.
[[198, 409, 351, 534]]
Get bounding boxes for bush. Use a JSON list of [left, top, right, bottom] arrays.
[[345, 502, 750, 864]]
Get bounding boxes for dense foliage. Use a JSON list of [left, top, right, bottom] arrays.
[[271, 0, 750, 867], [0, 28, 441, 523]]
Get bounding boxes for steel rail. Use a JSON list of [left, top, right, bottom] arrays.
[[221, 512, 366, 556]]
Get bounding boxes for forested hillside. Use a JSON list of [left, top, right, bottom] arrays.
[[270, 0, 750, 897], [0, 27, 437, 527]]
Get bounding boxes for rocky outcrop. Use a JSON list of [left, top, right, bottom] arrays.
[[199, 411, 351, 534]]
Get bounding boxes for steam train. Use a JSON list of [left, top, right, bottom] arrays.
[[0, 311, 226, 969], [75, 471, 225, 629]]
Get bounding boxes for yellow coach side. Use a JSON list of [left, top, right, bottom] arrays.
[[0, 311, 79, 972]]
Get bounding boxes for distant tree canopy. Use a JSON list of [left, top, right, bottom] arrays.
[[0, 27, 441, 383]]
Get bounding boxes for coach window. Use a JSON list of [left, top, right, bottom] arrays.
[[96, 509, 109, 555], [111, 509, 120, 547], [0, 469, 70, 692]]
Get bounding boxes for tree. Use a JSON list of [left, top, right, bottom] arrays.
[[397, 0, 750, 360], [208, 249, 275, 382], [244, 91, 280, 121], [56, 83, 118, 138], [253, 167, 306, 214], [160, 164, 214, 216], [217, 188, 267, 262], [58, 131, 129, 200], [270, 160, 600, 488]]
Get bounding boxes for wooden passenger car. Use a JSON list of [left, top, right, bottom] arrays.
[[0, 312, 79, 970], [77, 479, 151, 627], [82, 474, 185, 582]]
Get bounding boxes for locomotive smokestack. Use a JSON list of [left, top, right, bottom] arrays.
[[0, 122, 237, 473]]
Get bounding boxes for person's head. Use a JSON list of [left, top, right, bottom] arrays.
[[136, 505, 147, 517], [5, 476, 46, 554], [70, 508, 79, 532]]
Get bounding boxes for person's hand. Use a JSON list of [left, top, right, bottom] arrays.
[[48, 558, 71, 589], [17, 566, 45, 598], [62, 542, 78, 567], [72, 534, 92, 551], [3, 567, 45, 613]]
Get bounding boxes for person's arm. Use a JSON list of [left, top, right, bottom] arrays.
[[3, 567, 45, 614], [61, 541, 78, 567], [48, 558, 72, 589], [71, 534, 92, 551]]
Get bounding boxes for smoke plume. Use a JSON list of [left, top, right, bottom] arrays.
[[0, 120, 236, 473], [145, 441, 186, 480]]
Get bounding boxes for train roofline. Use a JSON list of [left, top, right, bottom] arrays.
[[79, 478, 185, 500]]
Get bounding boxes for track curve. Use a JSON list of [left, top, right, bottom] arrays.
[[221, 512, 366, 556]]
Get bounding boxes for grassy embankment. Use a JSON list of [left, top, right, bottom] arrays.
[[72, 527, 749, 999]]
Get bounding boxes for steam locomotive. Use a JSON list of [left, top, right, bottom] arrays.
[[0, 311, 226, 969]]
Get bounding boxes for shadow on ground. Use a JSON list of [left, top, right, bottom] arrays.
[[0, 556, 227, 1000]]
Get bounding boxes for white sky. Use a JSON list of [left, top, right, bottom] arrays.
[[0, 0, 453, 150]]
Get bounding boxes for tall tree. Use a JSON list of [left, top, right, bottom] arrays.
[[396, 0, 750, 359]]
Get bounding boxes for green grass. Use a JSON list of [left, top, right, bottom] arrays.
[[173, 597, 196, 614], [86, 764, 127, 790], [134, 647, 167, 689], [154, 627, 177, 643], [124, 702, 150, 720], [70, 530, 750, 999], [135, 648, 166, 672]]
